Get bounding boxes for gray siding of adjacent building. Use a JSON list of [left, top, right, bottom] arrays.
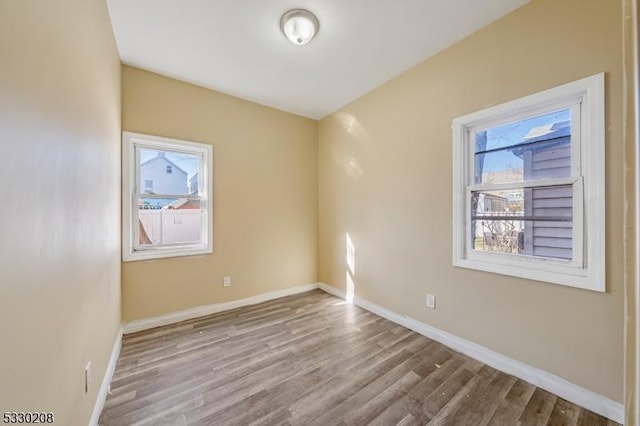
[[523, 140, 572, 260]]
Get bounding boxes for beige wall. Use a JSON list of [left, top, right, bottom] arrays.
[[624, 0, 639, 423], [319, 0, 624, 402], [121, 66, 318, 321], [0, 1, 121, 424]]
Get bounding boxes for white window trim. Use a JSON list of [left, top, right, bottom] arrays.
[[122, 132, 213, 262], [452, 73, 605, 292]]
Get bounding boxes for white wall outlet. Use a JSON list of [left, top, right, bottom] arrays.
[[85, 362, 92, 393], [426, 294, 436, 309], [223, 276, 231, 287]]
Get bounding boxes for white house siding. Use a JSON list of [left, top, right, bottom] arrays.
[[140, 156, 188, 195]]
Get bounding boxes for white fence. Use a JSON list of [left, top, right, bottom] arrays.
[[139, 209, 201, 244]]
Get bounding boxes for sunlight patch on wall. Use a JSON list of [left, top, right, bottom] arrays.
[[330, 145, 364, 180], [344, 158, 363, 180], [346, 232, 355, 275], [336, 112, 369, 140], [346, 233, 355, 303], [345, 271, 355, 304], [328, 112, 370, 181]]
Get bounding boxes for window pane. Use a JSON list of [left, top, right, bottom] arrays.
[[138, 197, 202, 246], [471, 186, 572, 260], [474, 109, 572, 184], [138, 148, 199, 195]]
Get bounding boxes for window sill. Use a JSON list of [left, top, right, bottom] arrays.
[[453, 255, 603, 292], [123, 246, 212, 262]]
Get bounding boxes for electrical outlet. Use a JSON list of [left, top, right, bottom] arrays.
[[426, 294, 436, 309], [85, 362, 92, 393], [223, 276, 231, 287]]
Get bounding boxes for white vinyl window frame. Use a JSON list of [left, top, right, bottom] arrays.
[[122, 132, 213, 261], [452, 73, 605, 292]]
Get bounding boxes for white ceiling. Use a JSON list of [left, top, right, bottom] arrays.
[[107, 0, 529, 120]]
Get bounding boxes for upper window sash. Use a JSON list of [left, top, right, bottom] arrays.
[[463, 96, 583, 139], [465, 103, 581, 189], [133, 144, 206, 198]]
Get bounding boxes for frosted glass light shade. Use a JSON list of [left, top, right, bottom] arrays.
[[280, 9, 319, 45]]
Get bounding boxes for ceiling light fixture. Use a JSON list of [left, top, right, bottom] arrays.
[[280, 9, 319, 46]]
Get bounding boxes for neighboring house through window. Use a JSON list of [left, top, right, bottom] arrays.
[[143, 179, 153, 193], [189, 172, 199, 195], [122, 132, 213, 261], [139, 151, 187, 195], [452, 73, 605, 291]]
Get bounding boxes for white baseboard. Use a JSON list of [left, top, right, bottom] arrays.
[[318, 282, 346, 299], [123, 283, 320, 334], [318, 283, 624, 424], [89, 327, 123, 426]]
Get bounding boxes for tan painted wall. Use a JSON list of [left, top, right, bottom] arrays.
[[624, 0, 639, 423], [121, 66, 318, 321], [319, 0, 624, 401], [0, 1, 121, 424]]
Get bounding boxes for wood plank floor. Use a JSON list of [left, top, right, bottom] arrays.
[[99, 290, 618, 426]]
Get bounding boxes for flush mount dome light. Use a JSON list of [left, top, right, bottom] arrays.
[[280, 9, 319, 45]]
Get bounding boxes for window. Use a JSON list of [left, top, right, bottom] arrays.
[[144, 179, 153, 193], [452, 73, 605, 291], [122, 132, 213, 261]]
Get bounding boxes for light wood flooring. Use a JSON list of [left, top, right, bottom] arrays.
[[99, 290, 618, 426]]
